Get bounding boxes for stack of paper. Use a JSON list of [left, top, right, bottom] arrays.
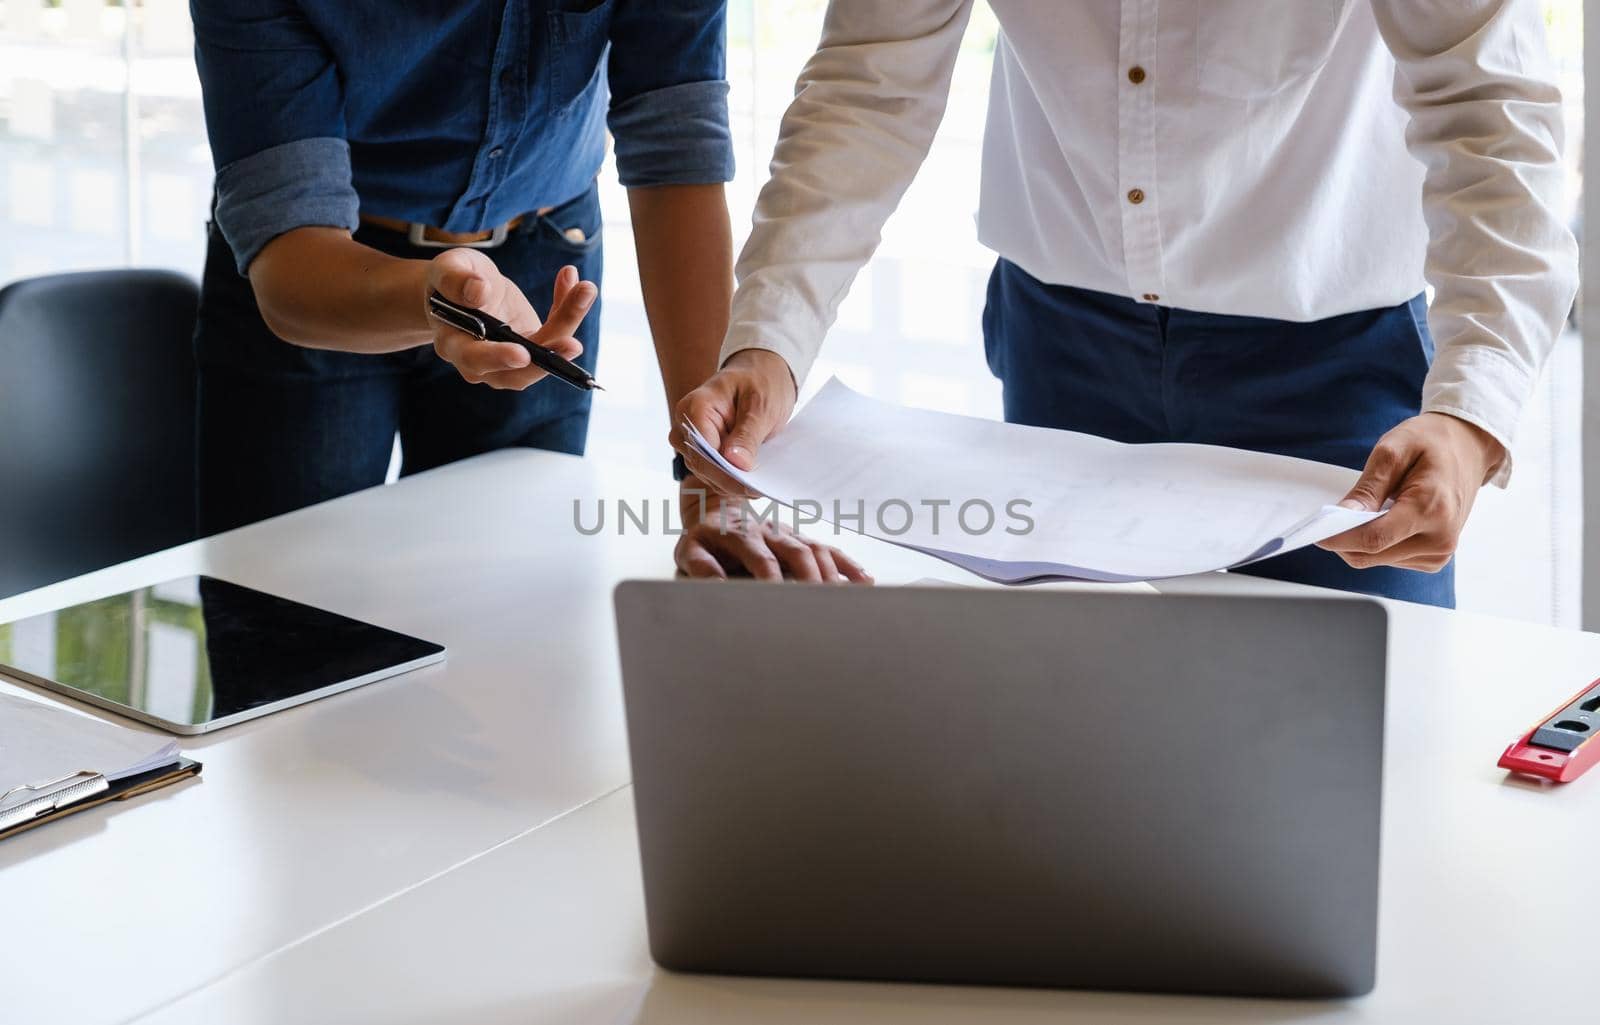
[[0, 692, 179, 813], [684, 378, 1381, 584]]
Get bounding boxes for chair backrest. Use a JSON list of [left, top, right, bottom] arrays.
[[0, 269, 200, 599]]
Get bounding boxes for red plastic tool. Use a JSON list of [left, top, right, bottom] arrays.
[[1498, 676, 1600, 784]]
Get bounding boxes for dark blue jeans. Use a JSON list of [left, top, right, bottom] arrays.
[[195, 183, 603, 537], [982, 259, 1454, 607]]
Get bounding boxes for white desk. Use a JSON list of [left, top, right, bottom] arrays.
[[0, 450, 1052, 1023], [3, 451, 1596, 1024], [136, 587, 1600, 1024]]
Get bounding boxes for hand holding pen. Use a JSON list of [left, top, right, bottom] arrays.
[[425, 248, 601, 392]]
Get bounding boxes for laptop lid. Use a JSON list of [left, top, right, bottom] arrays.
[[615, 581, 1387, 999]]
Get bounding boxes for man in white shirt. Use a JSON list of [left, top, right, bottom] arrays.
[[672, 0, 1578, 605]]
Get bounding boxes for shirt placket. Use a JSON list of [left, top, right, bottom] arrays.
[[443, 1, 526, 231], [1117, 0, 1165, 305]]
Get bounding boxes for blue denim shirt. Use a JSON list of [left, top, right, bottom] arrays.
[[192, 1, 734, 273]]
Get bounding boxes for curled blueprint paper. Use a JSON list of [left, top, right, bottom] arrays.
[[683, 378, 1382, 584]]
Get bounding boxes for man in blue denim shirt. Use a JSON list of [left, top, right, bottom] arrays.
[[190, 0, 865, 582]]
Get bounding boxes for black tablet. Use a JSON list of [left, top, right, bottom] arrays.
[[0, 576, 445, 734]]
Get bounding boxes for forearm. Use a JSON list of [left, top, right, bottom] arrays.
[[1370, 0, 1579, 482], [628, 183, 734, 417], [247, 227, 432, 353], [724, 0, 974, 388]]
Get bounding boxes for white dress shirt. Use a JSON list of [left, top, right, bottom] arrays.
[[721, 0, 1578, 482]]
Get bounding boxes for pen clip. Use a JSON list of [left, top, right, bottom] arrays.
[[426, 292, 488, 340]]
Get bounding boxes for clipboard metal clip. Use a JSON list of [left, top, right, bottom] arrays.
[[0, 769, 109, 830]]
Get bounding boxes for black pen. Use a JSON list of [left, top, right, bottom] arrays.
[[426, 291, 603, 392]]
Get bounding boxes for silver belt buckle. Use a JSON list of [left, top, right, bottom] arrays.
[[406, 222, 511, 249]]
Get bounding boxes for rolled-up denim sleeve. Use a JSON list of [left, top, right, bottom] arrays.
[[606, 0, 735, 187], [213, 139, 360, 274], [192, 0, 360, 272]]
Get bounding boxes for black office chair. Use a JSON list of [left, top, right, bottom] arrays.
[[0, 269, 201, 599]]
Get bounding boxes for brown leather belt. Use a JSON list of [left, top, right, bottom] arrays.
[[359, 208, 553, 249]]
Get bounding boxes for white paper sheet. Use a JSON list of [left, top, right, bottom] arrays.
[[684, 378, 1381, 584], [0, 693, 179, 811]]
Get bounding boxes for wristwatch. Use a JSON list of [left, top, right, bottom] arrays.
[[672, 452, 690, 482]]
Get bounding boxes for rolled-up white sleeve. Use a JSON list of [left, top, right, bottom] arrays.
[[719, 0, 975, 387], [1372, 0, 1579, 485]]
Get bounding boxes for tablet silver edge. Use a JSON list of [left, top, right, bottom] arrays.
[[0, 648, 447, 736]]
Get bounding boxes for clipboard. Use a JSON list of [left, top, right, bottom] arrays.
[[0, 758, 201, 842]]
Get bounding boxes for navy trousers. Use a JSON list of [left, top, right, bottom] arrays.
[[194, 183, 604, 537], [982, 259, 1454, 607]]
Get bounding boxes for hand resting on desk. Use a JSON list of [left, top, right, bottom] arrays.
[[675, 483, 871, 583]]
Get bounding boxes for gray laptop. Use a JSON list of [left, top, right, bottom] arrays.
[[614, 581, 1388, 999]]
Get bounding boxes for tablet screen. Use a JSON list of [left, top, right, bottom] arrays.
[[0, 576, 444, 730]]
